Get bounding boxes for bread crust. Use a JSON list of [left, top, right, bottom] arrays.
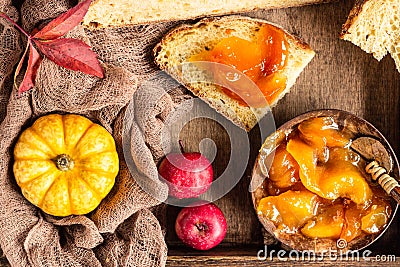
[[340, 0, 369, 38], [154, 16, 314, 58], [84, 0, 336, 28]]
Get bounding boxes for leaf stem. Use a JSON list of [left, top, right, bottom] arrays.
[[179, 140, 185, 154], [0, 12, 31, 39], [13, 41, 30, 92]]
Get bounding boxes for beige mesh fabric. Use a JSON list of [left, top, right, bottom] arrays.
[[0, 0, 21, 123], [0, 0, 189, 266]]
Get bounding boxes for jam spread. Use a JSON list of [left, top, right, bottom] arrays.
[[257, 117, 392, 243], [190, 25, 289, 107]]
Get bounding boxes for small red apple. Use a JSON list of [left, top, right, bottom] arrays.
[[175, 202, 227, 250], [158, 144, 213, 199]]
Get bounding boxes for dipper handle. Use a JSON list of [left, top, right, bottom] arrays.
[[366, 161, 400, 204]]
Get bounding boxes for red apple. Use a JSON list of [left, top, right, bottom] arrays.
[[175, 202, 227, 250], [158, 151, 213, 199]]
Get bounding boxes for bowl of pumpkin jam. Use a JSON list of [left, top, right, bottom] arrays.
[[252, 109, 399, 253]]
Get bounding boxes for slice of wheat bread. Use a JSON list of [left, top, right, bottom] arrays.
[[82, 0, 335, 28], [153, 16, 315, 131], [341, 0, 400, 72]]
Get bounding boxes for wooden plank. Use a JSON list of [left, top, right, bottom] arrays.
[[167, 257, 400, 267], [167, 246, 399, 266], [4, 0, 400, 266], [168, 0, 400, 261], [167, 247, 399, 267]]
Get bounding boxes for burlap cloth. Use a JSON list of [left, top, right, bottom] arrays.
[[0, 0, 189, 266]]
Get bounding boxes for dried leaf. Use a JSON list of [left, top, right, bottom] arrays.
[[18, 42, 42, 95], [34, 38, 104, 78], [13, 41, 30, 90], [33, 0, 92, 40], [30, 28, 39, 36], [4, 0, 104, 95]]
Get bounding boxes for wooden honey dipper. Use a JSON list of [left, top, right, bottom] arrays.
[[365, 161, 400, 204], [351, 136, 400, 204]]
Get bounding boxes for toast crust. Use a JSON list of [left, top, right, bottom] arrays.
[[154, 16, 314, 57], [84, 0, 336, 28], [340, 0, 368, 38]]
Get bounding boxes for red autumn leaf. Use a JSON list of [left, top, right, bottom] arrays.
[[34, 38, 104, 78], [31, 28, 39, 36], [18, 42, 43, 95], [33, 0, 92, 40], [2, 0, 104, 95]]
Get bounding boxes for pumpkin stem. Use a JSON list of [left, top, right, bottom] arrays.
[[54, 154, 74, 171]]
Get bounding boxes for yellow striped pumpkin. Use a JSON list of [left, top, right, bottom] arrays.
[[13, 114, 119, 217]]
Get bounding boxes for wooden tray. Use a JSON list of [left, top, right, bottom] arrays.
[[166, 0, 400, 266]]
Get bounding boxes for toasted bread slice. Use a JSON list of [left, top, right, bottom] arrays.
[[341, 0, 400, 72], [82, 0, 335, 28], [154, 16, 315, 131]]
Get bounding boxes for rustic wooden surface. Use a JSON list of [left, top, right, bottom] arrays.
[[167, 0, 400, 265], [167, 256, 400, 267], [4, 0, 400, 266]]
